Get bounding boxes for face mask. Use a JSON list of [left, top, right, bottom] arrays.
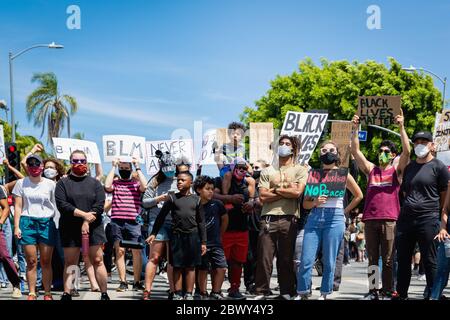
[[252, 171, 261, 180], [165, 170, 176, 178], [233, 169, 246, 181], [414, 144, 430, 159], [72, 164, 88, 176], [119, 169, 132, 180], [44, 168, 58, 179], [378, 152, 392, 165], [320, 152, 338, 165], [278, 145, 293, 158], [28, 166, 43, 177]]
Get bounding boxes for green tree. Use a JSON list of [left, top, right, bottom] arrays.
[[241, 57, 442, 166], [72, 132, 85, 140], [26, 72, 78, 144]]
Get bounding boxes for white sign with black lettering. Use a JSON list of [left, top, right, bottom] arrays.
[[102, 135, 146, 163], [146, 139, 194, 176], [52, 138, 101, 164], [281, 111, 329, 164], [198, 130, 218, 165]]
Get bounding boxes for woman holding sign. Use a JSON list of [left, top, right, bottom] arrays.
[[296, 141, 363, 300]]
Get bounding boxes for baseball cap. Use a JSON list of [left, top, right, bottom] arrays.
[[412, 131, 433, 143], [26, 154, 43, 164]]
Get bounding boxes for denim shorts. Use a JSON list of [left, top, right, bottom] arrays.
[[148, 217, 172, 242], [110, 219, 142, 244], [19, 216, 57, 247]]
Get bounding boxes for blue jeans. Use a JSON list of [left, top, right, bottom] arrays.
[[297, 207, 345, 295], [0, 218, 13, 284], [431, 242, 450, 300]]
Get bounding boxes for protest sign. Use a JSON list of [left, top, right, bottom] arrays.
[[434, 110, 450, 152], [358, 96, 401, 126], [145, 139, 194, 176], [0, 125, 4, 162], [304, 168, 349, 198], [331, 121, 353, 167], [198, 130, 218, 165], [102, 135, 146, 163], [52, 138, 101, 164], [249, 123, 274, 164], [280, 111, 328, 164]]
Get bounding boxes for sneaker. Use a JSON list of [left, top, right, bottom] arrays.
[[111, 265, 117, 272], [418, 274, 426, 281], [245, 284, 256, 295], [12, 287, 22, 299], [116, 282, 129, 292], [279, 294, 292, 300], [251, 294, 267, 300], [27, 293, 37, 301], [294, 294, 309, 300], [61, 292, 72, 301], [184, 293, 194, 300], [44, 293, 53, 300], [143, 290, 151, 300], [228, 290, 246, 300], [318, 295, 327, 300], [210, 292, 224, 300], [173, 292, 184, 300], [101, 293, 110, 300], [1, 282, 7, 289], [362, 290, 379, 300], [132, 281, 145, 291], [168, 291, 174, 300], [70, 288, 80, 297]]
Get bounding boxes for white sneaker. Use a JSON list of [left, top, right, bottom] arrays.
[[417, 274, 426, 281], [294, 294, 309, 300], [11, 287, 22, 299], [318, 295, 327, 300]]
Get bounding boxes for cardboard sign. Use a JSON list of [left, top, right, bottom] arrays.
[[199, 130, 218, 165], [52, 138, 101, 164], [280, 111, 328, 165], [304, 168, 349, 198], [102, 135, 146, 163], [249, 123, 274, 164], [358, 96, 401, 126], [145, 139, 194, 176], [434, 110, 450, 152], [0, 125, 5, 162], [331, 121, 353, 167]]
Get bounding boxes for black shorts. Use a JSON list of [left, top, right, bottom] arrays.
[[170, 232, 202, 268], [198, 246, 228, 271], [60, 222, 107, 248], [110, 219, 142, 245]]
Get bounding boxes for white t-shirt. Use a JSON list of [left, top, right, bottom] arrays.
[[12, 177, 57, 219]]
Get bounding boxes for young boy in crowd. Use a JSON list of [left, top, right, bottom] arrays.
[[147, 172, 207, 300], [194, 175, 229, 300], [215, 122, 255, 206]]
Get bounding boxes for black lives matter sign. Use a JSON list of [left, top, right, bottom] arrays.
[[281, 111, 328, 165], [358, 96, 401, 126]]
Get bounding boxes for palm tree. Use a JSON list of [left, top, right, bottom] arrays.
[[26, 72, 78, 144], [72, 132, 85, 140]]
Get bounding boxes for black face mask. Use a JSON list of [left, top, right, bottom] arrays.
[[119, 169, 132, 180], [252, 171, 261, 180], [320, 152, 338, 165]]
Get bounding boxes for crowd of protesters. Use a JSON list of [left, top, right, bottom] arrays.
[[1, 112, 450, 301]]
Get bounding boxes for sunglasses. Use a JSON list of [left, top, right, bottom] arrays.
[[320, 148, 336, 154], [71, 159, 87, 164], [27, 161, 41, 167], [235, 166, 247, 172], [379, 149, 391, 155], [253, 166, 260, 170]]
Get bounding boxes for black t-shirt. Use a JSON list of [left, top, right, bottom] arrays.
[[215, 177, 249, 232], [401, 158, 450, 217], [151, 193, 206, 243], [204, 199, 227, 247]]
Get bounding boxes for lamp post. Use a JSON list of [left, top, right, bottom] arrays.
[[9, 42, 64, 142], [402, 65, 447, 111]]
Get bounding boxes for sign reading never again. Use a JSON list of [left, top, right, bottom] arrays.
[[146, 139, 194, 176], [281, 111, 328, 165], [304, 168, 349, 198], [358, 96, 401, 126]]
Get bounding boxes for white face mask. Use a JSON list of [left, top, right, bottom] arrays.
[[44, 168, 58, 179], [278, 145, 293, 158], [414, 144, 430, 159]]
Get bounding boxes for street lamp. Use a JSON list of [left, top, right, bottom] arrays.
[[402, 65, 447, 111], [9, 42, 64, 142]]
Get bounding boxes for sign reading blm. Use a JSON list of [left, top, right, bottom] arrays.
[[280, 111, 328, 165], [304, 168, 349, 198], [103, 135, 146, 163], [358, 96, 401, 126]]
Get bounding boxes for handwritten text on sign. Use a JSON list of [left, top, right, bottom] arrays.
[[102, 135, 146, 163], [52, 138, 101, 164], [304, 168, 349, 198], [358, 96, 401, 126], [146, 139, 194, 175], [281, 112, 328, 165], [434, 110, 450, 152]]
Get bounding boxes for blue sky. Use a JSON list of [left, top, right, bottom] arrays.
[[0, 0, 449, 175]]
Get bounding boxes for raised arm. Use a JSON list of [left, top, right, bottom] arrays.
[[104, 159, 119, 193], [350, 115, 374, 176], [394, 110, 411, 178]]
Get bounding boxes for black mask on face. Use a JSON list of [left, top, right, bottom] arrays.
[[320, 152, 338, 165], [252, 171, 261, 180], [119, 169, 132, 180]]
